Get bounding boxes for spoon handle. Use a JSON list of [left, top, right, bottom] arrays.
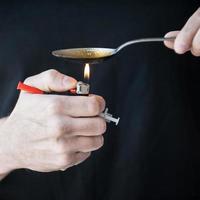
[[115, 37, 176, 53]]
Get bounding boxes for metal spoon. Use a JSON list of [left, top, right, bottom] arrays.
[[52, 37, 175, 63]]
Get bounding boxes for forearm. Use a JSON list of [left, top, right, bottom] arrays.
[[0, 117, 11, 181], [0, 172, 9, 181], [0, 117, 7, 126]]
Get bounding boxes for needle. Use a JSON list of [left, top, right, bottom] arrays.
[[100, 108, 120, 126]]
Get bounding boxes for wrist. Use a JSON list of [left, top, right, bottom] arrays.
[[0, 152, 16, 181], [0, 118, 18, 181], [0, 171, 10, 181]]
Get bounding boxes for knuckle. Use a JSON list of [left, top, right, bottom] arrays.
[[44, 69, 59, 85], [51, 116, 65, 137], [88, 96, 101, 115], [48, 115, 72, 138], [47, 99, 62, 115], [55, 140, 66, 154], [46, 69, 59, 79], [58, 154, 71, 167]]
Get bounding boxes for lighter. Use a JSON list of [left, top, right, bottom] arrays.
[[70, 81, 90, 95]]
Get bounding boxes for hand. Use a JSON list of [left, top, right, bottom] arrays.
[[164, 8, 200, 56], [0, 69, 106, 176]]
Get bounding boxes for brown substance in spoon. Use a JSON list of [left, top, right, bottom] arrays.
[[52, 48, 114, 59]]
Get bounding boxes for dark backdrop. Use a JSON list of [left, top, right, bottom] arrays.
[[0, 1, 200, 199]]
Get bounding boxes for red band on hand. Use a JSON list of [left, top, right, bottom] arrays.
[[69, 88, 77, 94], [17, 81, 44, 94]]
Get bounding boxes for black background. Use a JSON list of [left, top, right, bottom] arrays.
[[0, 0, 200, 199]]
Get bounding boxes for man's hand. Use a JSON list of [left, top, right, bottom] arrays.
[[164, 8, 200, 56], [0, 69, 106, 178]]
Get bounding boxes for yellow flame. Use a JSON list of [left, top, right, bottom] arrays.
[[84, 63, 90, 80]]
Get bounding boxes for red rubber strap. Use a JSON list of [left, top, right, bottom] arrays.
[[17, 81, 44, 94], [69, 88, 77, 94]]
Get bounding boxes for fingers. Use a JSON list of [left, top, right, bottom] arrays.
[[70, 136, 104, 152], [67, 152, 91, 167], [56, 136, 104, 153], [24, 69, 77, 92], [34, 114, 106, 154], [164, 31, 179, 49], [73, 152, 91, 166], [65, 117, 107, 136], [46, 95, 106, 117], [164, 8, 200, 55], [35, 151, 91, 172], [191, 28, 200, 56], [174, 8, 200, 54], [46, 116, 106, 139], [57, 152, 91, 171]]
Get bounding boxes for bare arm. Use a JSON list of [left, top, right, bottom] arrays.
[[0, 70, 106, 182], [0, 118, 6, 126], [0, 117, 10, 181], [0, 171, 9, 181]]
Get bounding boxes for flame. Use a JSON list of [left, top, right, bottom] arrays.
[[84, 63, 90, 81]]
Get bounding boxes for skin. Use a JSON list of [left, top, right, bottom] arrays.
[[0, 69, 106, 181], [164, 8, 200, 56], [0, 7, 199, 182]]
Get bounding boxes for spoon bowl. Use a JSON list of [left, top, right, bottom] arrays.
[[52, 48, 115, 63], [52, 37, 175, 63]]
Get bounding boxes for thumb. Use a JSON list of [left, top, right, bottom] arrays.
[[24, 69, 77, 92], [164, 31, 180, 50]]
